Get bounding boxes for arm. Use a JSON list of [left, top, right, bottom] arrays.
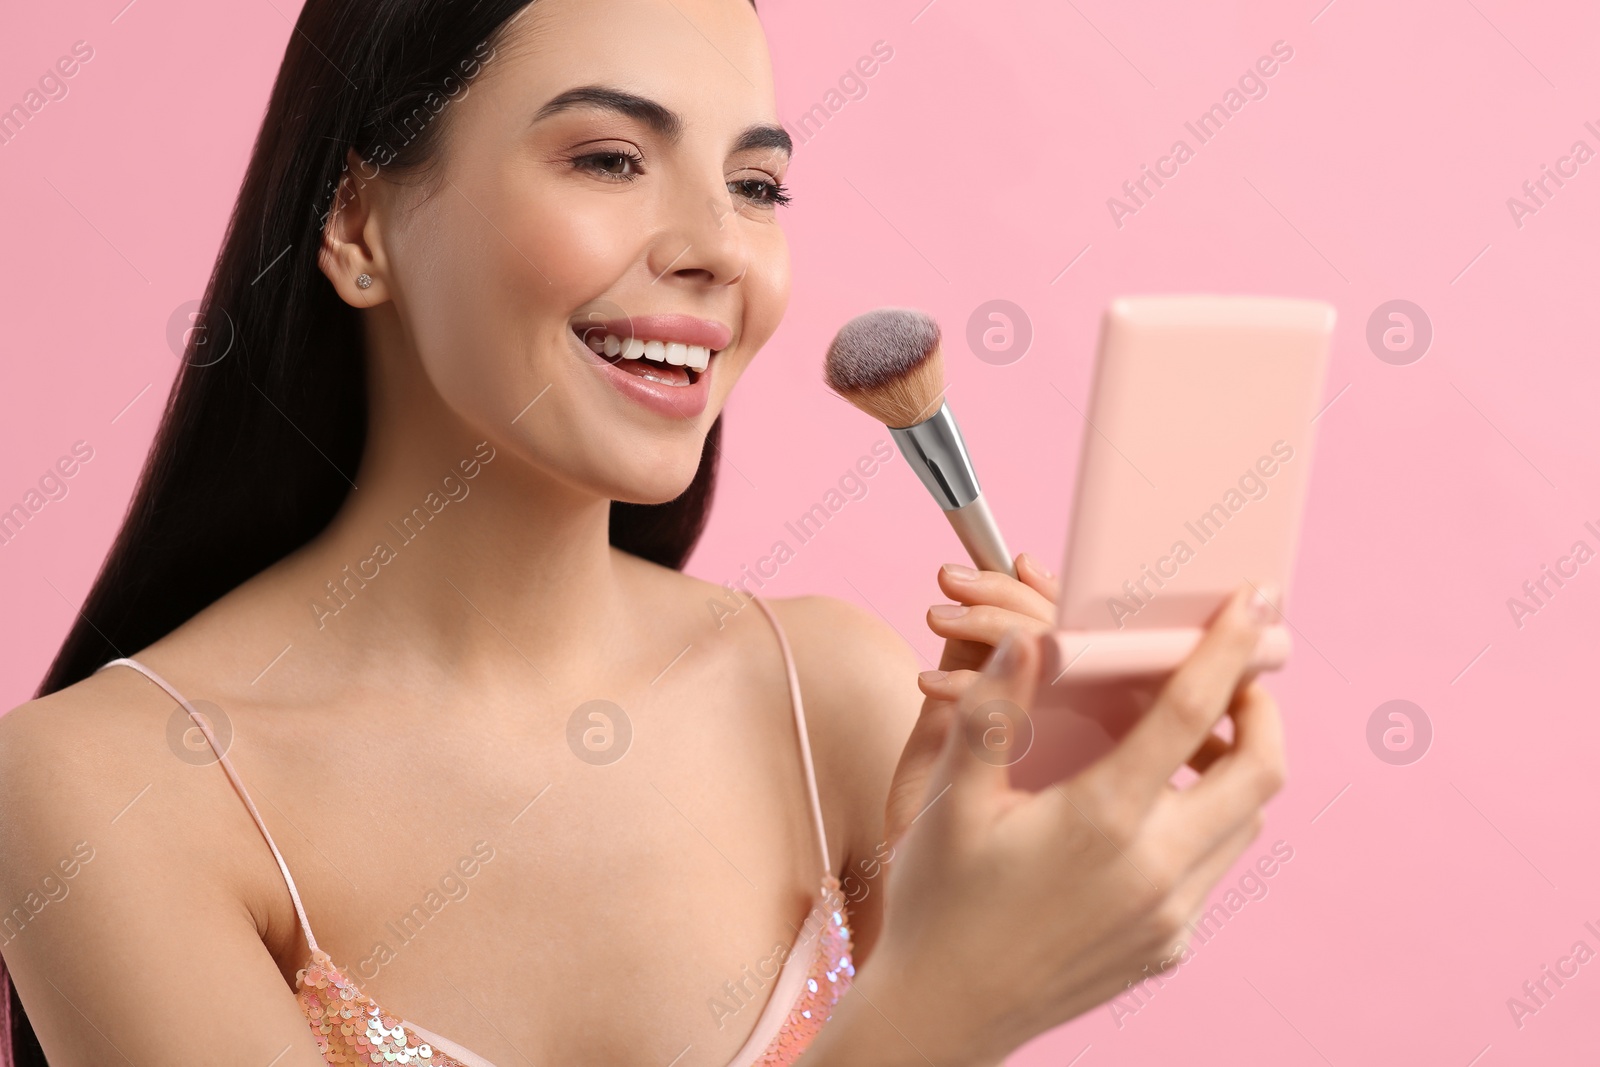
[[760, 597, 994, 1067], [803, 581, 1287, 1065], [765, 558, 1058, 1065], [0, 688, 329, 1066], [759, 595, 923, 969]]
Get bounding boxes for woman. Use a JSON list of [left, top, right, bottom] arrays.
[[0, 0, 1286, 1064]]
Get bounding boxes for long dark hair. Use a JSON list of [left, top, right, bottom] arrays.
[[2, 1, 728, 1060]]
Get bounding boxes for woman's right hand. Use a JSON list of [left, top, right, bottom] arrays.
[[812, 584, 1286, 1066]]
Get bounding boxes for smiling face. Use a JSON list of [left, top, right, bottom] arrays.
[[330, 0, 791, 505]]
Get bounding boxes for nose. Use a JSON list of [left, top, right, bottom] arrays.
[[646, 175, 750, 288]]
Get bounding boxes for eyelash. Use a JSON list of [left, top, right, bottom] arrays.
[[570, 150, 792, 207], [731, 176, 792, 207]]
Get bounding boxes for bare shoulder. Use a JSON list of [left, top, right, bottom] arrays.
[[759, 594, 923, 827], [613, 553, 924, 852], [761, 594, 922, 710], [0, 667, 251, 913], [0, 673, 326, 1062], [0, 672, 149, 832], [0, 672, 169, 872]]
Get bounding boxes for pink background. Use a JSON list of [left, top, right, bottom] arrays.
[[4, 0, 1598, 1062]]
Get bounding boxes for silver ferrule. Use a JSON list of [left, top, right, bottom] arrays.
[[888, 401, 982, 511]]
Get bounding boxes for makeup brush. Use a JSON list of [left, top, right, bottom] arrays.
[[825, 307, 1015, 578]]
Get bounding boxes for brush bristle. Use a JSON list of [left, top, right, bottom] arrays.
[[824, 307, 947, 428]]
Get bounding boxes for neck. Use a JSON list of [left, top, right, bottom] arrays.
[[274, 330, 637, 691], [313, 429, 623, 670]]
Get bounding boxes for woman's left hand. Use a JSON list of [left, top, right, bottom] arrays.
[[883, 552, 1061, 846]]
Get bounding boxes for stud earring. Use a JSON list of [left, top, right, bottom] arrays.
[[356, 273, 373, 289]]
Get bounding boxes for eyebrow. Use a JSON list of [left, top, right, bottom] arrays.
[[531, 85, 792, 157], [731, 123, 793, 156], [533, 85, 680, 137]]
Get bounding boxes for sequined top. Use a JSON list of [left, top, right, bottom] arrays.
[[97, 595, 854, 1066]]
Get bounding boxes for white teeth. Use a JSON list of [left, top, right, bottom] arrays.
[[582, 331, 714, 372]]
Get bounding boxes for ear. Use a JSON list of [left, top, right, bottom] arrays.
[[319, 147, 391, 306]]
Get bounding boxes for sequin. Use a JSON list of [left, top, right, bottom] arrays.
[[292, 878, 854, 1067], [747, 873, 856, 1066], [294, 950, 471, 1067]]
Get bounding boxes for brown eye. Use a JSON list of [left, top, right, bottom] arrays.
[[573, 150, 645, 182]]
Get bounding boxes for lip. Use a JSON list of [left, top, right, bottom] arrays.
[[569, 328, 714, 419], [568, 312, 732, 421], [572, 314, 734, 352]]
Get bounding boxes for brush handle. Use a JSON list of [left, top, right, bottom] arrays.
[[945, 494, 1015, 577]]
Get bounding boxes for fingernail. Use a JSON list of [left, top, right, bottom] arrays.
[[1249, 585, 1278, 623], [942, 563, 979, 581], [918, 669, 948, 685], [988, 629, 1023, 673], [1019, 552, 1054, 579], [929, 604, 970, 619]]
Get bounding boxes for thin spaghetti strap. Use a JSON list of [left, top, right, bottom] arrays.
[[97, 658, 323, 955], [749, 597, 833, 878]]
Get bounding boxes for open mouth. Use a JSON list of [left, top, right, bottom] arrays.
[[572, 326, 716, 388]]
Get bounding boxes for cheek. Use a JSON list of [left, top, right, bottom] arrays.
[[709, 224, 791, 401], [380, 165, 792, 505], [748, 226, 791, 333], [509, 185, 646, 305], [394, 181, 646, 413]]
